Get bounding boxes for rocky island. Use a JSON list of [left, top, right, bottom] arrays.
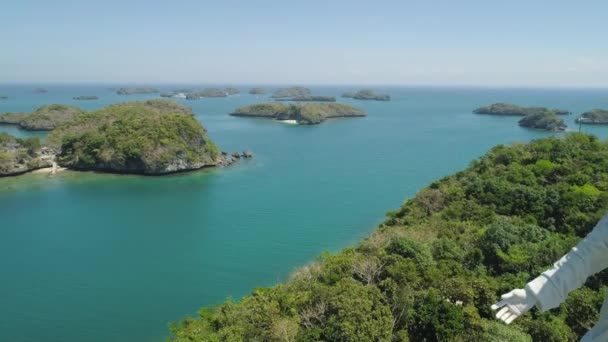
[[48, 99, 234, 175], [518, 110, 567, 131], [230, 102, 365, 125], [0, 133, 53, 176], [33, 88, 48, 93], [342, 89, 391, 101], [73, 96, 98, 100], [474, 103, 571, 116], [575, 109, 608, 124], [0, 104, 84, 131], [249, 87, 266, 95], [275, 95, 336, 102], [116, 87, 158, 95], [0, 95, 8, 100], [271, 86, 311, 99]]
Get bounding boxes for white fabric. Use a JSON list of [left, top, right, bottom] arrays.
[[524, 214, 608, 341]]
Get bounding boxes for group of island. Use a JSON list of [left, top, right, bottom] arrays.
[[0, 99, 252, 177], [473, 102, 608, 131]]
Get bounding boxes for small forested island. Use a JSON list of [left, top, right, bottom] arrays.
[[576, 109, 608, 124], [73, 96, 98, 100], [0, 95, 8, 100], [170, 133, 607, 342], [474, 103, 571, 116], [0, 104, 84, 131], [275, 95, 336, 102], [33, 88, 48, 93], [230, 102, 365, 124], [224, 87, 239, 95], [0, 133, 53, 176], [116, 87, 159, 95], [518, 110, 567, 131], [47, 99, 230, 175], [342, 89, 391, 101], [249, 87, 266, 95], [185, 88, 228, 100], [271, 86, 311, 99]]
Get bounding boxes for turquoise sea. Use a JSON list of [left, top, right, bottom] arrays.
[[1, 85, 607, 342]]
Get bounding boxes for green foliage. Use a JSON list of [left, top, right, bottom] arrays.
[[230, 102, 365, 124], [169, 133, 608, 341], [49, 99, 219, 174], [518, 111, 567, 131], [342, 89, 391, 101], [576, 109, 608, 124], [474, 103, 571, 116]]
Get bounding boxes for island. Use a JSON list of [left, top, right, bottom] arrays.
[[116, 87, 159, 95], [342, 89, 390, 101], [275, 95, 336, 102], [474, 103, 571, 116], [518, 110, 567, 131], [186, 88, 228, 100], [230, 102, 365, 125], [270, 86, 311, 99], [224, 87, 239, 95], [249, 87, 266, 95], [0, 133, 53, 176], [73, 96, 98, 100], [575, 109, 608, 124], [33, 88, 48, 93], [47, 99, 234, 175], [0, 104, 85, 131], [0, 95, 7, 100]]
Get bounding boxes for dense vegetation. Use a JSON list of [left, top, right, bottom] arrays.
[[186, 89, 229, 100], [116, 87, 158, 95], [474, 103, 571, 116], [49, 99, 220, 174], [342, 89, 391, 101], [0, 133, 50, 176], [576, 109, 608, 124], [249, 87, 266, 95], [170, 133, 608, 341], [230, 103, 365, 124], [271, 87, 312, 99], [0, 104, 84, 130], [518, 111, 567, 131], [275, 96, 336, 102]]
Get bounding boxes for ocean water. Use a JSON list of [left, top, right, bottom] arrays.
[[1, 85, 608, 342]]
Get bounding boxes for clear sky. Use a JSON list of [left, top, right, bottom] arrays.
[[2, 0, 608, 87]]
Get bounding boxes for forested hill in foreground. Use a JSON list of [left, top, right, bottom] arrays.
[[170, 133, 608, 342]]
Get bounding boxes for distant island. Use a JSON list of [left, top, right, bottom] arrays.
[[0, 95, 7, 100], [33, 88, 48, 93], [518, 110, 567, 131], [342, 89, 390, 101], [0, 133, 53, 176], [271, 87, 311, 99], [224, 87, 239, 95], [116, 87, 158, 95], [0, 104, 84, 131], [275, 95, 336, 102], [474, 103, 571, 116], [48, 99, 235, 175], [230, 102, 365, 125], [249, 87, 266, 95], [575, 109, 608, 124], [73, 96, 98, 100]]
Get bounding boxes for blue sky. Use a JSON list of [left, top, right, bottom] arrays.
[[2, 0, 608, 86]]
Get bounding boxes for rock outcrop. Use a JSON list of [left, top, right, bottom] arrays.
[[230, 102, 365, 125], [576, 109, 608, 124], [0, 133, 53, 176], [342, 89, 390, 101]]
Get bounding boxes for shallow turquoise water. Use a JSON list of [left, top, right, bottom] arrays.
[[1, 85, 608, 341]]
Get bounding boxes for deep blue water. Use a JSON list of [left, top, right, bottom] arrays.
[[1, 85, 607, 341]]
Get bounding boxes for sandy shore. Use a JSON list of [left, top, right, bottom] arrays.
[[277, 119, 298, 125], [31, 163, 67, 175]]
